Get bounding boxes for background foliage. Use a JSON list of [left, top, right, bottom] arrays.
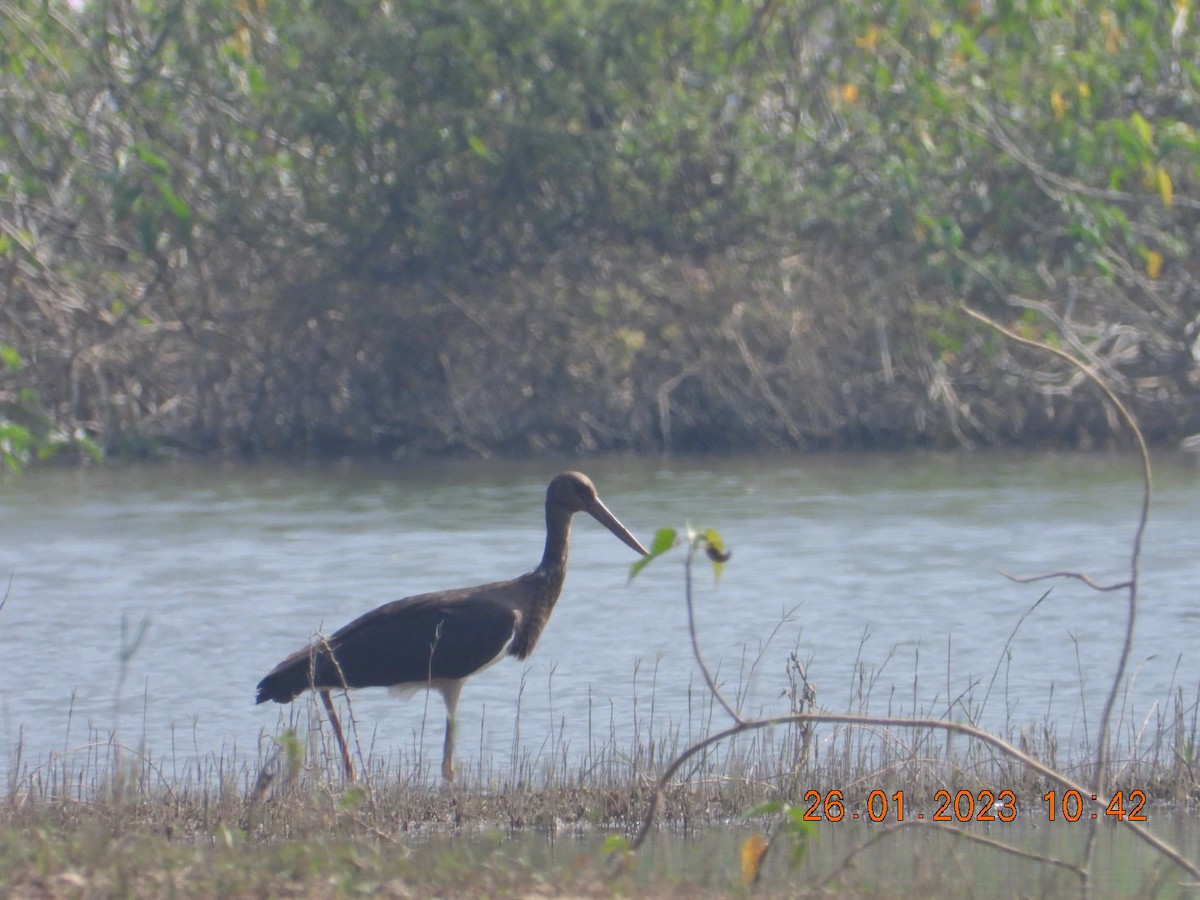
[[2, 0, 1199, 461]]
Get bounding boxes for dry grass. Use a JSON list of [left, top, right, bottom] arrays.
[[2, 645, 1198, 899]]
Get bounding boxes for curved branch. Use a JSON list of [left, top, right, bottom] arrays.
[[630, 710, 1199, 880], [682, 539, 745, 725], [997, 569, 1131, 592], [961, 304, 1151, 797]]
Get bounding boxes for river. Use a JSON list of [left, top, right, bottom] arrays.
[[1, 452, 1196, 785]]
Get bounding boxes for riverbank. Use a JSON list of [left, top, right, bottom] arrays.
[[4, 704, 1197, 900], [5, 2, 1200, 468]]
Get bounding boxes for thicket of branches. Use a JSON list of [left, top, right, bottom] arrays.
[[2, 0, 1200, 463]]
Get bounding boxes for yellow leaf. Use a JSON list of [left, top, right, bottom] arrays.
[[1174, 1, 1190, 41], [741, 833, 770, 885], [1157, 166, 1173, 208], [1130, 113, 1153, 148], [1050, 90, 1067, 120], [854, 26, 878, 51], [1101, 10, 1123, 52], [1146, 250, 1163, 280], [1077, 82, 1091, 99], [841, 83, 859, 104]]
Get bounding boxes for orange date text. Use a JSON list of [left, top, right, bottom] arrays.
[[795, 789, 1018, 823]]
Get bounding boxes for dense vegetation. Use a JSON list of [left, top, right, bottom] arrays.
[[2, 0, 1199, 463]]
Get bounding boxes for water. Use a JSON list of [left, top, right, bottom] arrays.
[[623, 812, 1200, 897], [1, 452, 1197, 782]]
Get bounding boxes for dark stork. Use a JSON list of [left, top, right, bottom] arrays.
[[255, 471, 648, 782]]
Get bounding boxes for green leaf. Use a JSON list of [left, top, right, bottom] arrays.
[[468, 135, 494, 160], [629, 527, 678, 580], [338, 785, 369, 810], [274, 728, 304, 780], [785, 806, 815, 827], [628, 554, 654, 580], [0, 344, 22, 371], [74, 432, 104, 463], [1129, 112, 1153, 150], [650, 527, 679, 555], [152, 175, 191, 223], [132, 143, 172, 174], [747, 800, 785, 817], [787, 820, 815, 868], [246, 62, 267, 99], [600, 834, 631, 855]]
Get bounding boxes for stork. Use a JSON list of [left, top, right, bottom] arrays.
[[256, 471, 648, 781]]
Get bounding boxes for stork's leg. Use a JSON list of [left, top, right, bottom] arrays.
[[319, 689, 356, 783], [439, 680, 464, 782]]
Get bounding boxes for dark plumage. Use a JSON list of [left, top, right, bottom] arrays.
[[256, 471, 648, 781]]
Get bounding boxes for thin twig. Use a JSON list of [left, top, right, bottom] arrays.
[[980, 589, 1051, 717], [961, 304, 1152, 796], [996, 569, 1130, 592], [682, 539, 744, 725]]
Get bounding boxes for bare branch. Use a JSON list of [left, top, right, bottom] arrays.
[[682, 538, 744, 725], [631, 710, 1199, 880], [996, 569, 1131, 592], [962, 304, 1152, 797]]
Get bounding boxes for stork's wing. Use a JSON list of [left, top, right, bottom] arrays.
[[255, 589, 518, 703]]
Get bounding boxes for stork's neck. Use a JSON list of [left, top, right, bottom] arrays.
[[507, 504, 574, 660], [536, 503, 574, 581]]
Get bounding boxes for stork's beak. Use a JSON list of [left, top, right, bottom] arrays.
[[586, 496, 650, 556]]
